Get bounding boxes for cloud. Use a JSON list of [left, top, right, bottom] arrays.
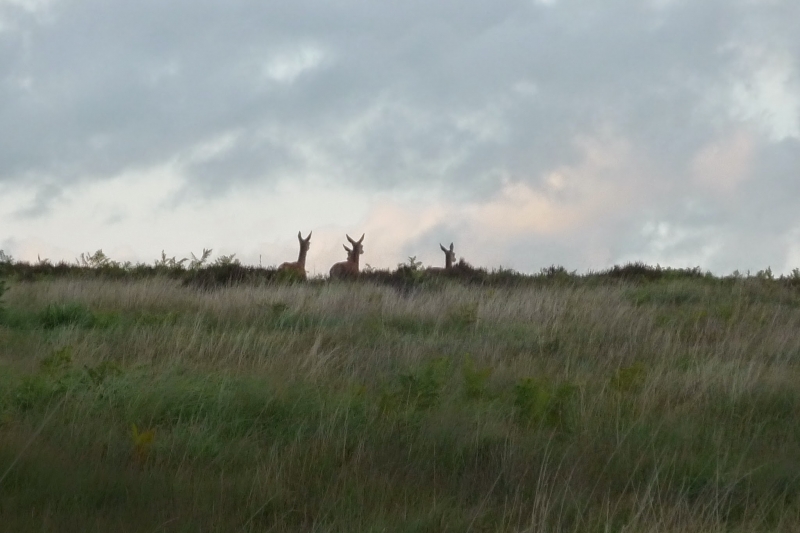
[[1, 0, 799, 273], [262, 44, 327, 84], [692, 130, 754, 194]]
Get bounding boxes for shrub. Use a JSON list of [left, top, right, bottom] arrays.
[[461, 355, 493, 400], [609, 362, 647, 394], [39, 303, 96, 329], [513, 377, 579, 431], [445, 303, 479, 330], [381, 357, 452, 414], [40, 346, 74, 374], [0, 278, 6, 314]]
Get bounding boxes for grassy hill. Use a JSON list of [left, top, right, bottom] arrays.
[[1, 260, 800, 531]]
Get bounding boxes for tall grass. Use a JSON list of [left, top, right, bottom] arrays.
[[1, 276, 800, 531]]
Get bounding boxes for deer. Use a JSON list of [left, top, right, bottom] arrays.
[[329, 233, 364, 280], [278, 231, 312, 280], [427, 242, 456, 273]]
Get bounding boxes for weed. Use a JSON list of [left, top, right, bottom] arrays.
[[0, 278, 6, 316], [627, 282, 704, 306], [609, 362, 647, 394], [383, 315, 436, 336], [275, 267, 305, 283], [461, 355, 493, 400], [513, 377, 579, 431], [84, 361, 122, 386], [38, 303, 96, 329], [539, 335, 561, 355], [12, 375, 62, 410], [131, 423, 156, 465], [382, 357, 451, 413], [756, 267, 774, 281], [269, 302, 290, 316], [213, 253, 239, 267], [77, 249, 115, 268], [40, 346, 73, 374], [445, 303, 479, 330], [189, 248, 213, 269], [154, 250, 188, 269], [513, 378, 550, 422], [398, 256, 423, 272]]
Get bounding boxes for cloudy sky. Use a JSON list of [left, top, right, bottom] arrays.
[[1, 0, 799, 275]]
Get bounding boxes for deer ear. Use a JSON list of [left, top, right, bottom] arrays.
[[346, 234, 355, 245], [358, 233, 365, 244], [297, 231, 302, 241], [440, 243, 447, 252], [344, 244, 352, 253], [450, 243, 454, 251], [306, 231, 312, 241]]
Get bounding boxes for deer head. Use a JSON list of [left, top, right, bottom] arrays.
[[346, 233, 365, 257]]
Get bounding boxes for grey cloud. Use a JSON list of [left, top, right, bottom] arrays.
[[1, 0, 799, 271], [13, 181, 63, 218], [1, 0, 784, 190]]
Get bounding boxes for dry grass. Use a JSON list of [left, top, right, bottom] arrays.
[[1, 276, 800, 531]]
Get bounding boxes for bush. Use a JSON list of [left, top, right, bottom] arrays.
[[39, 303, 96, 329], [0, 278, 11, 323], [513, 377, 579, 431]]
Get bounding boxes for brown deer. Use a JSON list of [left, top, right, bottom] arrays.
[[427, 242, 456, 273], [329, 233, 364, 280], [278, 231, 312, 280]]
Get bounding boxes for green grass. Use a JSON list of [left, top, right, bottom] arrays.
[[1, 276, 800, 531]]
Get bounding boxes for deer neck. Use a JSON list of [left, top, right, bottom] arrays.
[[297, 248, 308, 267]]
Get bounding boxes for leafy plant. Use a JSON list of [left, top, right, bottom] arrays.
[[461, 355, 493, 400], [269, 302, 290, 316], [275, 266, 304, 283], [12, 347, 75, 410], [131, 424, 156, 465], [627, 283, 704, 307], [446, 303, 479, 330], [39, 303, 96, 329], [189, 248, 213, 269], [755, 267, 774, 281], [397, 256, 423, 271], [539, 265, 576, 281], [77, 249, 116, 268], [382, 357, 451, 413], [84, 361, 122, 386], [610, 362, 647, 394], [395, 256, 425, 285], [40, 346, 73, 374], [513, 378, 579, 431], [513, 378, 551, 422], [154, 250, 188, 269], [12, 375, 61, 410], [213, 253, 240, 266], [0, 278, 6, 313]]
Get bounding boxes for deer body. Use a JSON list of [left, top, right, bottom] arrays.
[[278, 231, 312, 280], [329, 233, 364, 280], [427, 243, 456, 273]]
